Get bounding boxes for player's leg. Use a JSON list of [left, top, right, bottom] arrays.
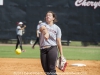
[[32, 37, 39, 48], [16, 35, 20, 49], [40, 49, 49, 74], [18, 35, 23, 51], [47, 46, 58, 75]]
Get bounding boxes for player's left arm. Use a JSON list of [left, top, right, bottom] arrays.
[[57, 38, 63, 56], [56, 27, 63, 57]]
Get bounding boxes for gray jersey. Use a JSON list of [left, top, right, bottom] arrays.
[[39, 22, 62, 48], [16, 26, 22, 36], [37, 24, 40, 30], [37, 24, 41, 33]]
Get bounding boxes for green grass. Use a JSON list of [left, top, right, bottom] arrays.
[[63, 46, 100, 60], [0, 45, 40, 58], [0, 45, 100, 60], [69, 41, 82, 46]]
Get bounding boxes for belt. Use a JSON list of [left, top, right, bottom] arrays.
[[41, 46, 51, 49]]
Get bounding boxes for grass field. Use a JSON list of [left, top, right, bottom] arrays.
[[0, 44, 100, 60]]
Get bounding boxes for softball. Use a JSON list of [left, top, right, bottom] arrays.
[[16, 48, 21, 55]]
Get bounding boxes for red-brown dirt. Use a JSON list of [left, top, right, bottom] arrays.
[[0, 58, 100, 75]]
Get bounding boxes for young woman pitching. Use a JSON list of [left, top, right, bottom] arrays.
[[39, 11, 63, 75]]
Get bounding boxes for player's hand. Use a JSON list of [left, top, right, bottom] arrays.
[[40, 25, 46, 33], [44, 33, 49, 40], [40, 25, 49, 40], [24, 25, 26, 28], [60, 55, 64, 58]]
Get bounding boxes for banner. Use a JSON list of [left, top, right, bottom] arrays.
[[0, 0, 100, 43], [75, 0, 100, 9]]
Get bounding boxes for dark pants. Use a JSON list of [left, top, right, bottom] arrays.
[[16, 35, 23, 50], [40, 46, 58, 75]]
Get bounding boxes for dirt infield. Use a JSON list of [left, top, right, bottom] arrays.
[[0, 58, 100, 75]]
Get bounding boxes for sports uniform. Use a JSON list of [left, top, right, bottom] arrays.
[[15, 22, 26, 52], [39, 22, 62, 75]]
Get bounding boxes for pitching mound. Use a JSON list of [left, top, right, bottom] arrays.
[[0, 58, 100, 75]]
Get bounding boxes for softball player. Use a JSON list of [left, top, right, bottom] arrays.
[[39, 11, 63, 75], [32, 20, 42, 49], [15, 22, 26, 52]]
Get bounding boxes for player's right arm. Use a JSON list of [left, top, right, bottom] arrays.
[[18, 25, 26, 30], [39, 25, 49, 40], [21, 25, 26, 30]]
